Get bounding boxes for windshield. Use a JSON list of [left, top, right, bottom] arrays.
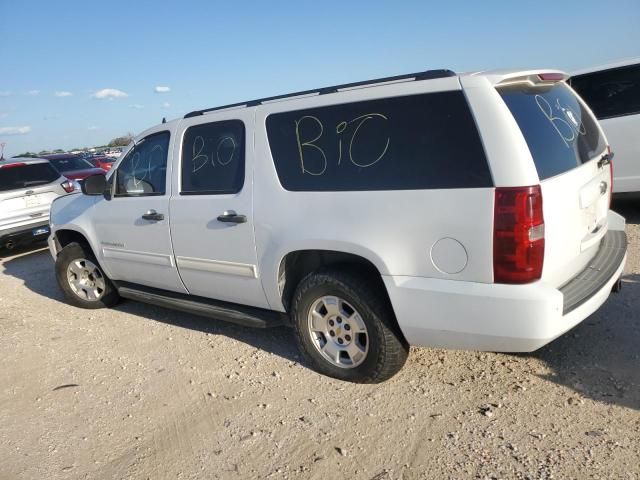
[[0, 163, 60, 192], [498, 82, 606, 180], [49, 157, 94, 172]]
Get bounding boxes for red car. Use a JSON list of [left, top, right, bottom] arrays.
[[89, 156, 115, 171], [42, 154, 105, 180]]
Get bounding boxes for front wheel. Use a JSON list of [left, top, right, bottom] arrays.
[[292, 269, 409, 383], [55, 242, 120, 309]]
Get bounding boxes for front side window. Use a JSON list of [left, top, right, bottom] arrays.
[[115, 132, 170, 196], [180, 120, 245, 195], [570, 64, 640, 119]]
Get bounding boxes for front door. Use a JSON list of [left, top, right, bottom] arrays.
[[92, 128, 186, 293], [169, 111, 269, 308]]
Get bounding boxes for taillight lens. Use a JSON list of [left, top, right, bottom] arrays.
[[494, 185, 545, 284], [61, 180, 76, 193]]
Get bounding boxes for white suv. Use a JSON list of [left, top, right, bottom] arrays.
[[1, 158, 75, 250], [48, 69, 627, 382], [569, 57, 640, 193]]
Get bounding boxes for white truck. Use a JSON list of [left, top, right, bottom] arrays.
[[48, 68, 627, 382]]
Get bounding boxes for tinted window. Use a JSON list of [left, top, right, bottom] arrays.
[[0, 163, 60, 192], [115, 132, 170, 196], [181, 120, 244, 195], [570, 64, 640, 119], [499, 82, 606, 180], [266, 91, 491, 191], [48, 156, 93, 172]]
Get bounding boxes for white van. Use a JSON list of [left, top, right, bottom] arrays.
[[569, 57, 640, 193], [48, 68, 627, 382]]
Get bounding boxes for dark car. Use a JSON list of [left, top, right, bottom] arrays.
[[88, 156, 115, 172], [42, 154, 105, 180]]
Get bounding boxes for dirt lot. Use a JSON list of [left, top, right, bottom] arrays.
[[1, 200, 639, 480]]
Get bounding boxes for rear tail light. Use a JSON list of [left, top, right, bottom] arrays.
[[538, 72, 565, 82], [494, 185, 545, 284], [61, 180, 76, 193]]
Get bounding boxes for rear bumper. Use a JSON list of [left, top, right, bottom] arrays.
[[0, 220, 51, 248], [384, 225, 627, 353]]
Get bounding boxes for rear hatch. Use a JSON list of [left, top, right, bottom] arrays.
[[0, 163, 65, 229], [498, 79, 611, 287]]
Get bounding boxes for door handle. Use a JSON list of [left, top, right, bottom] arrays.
[[142, 209, 164, 221], [217, 211, 247, 224]]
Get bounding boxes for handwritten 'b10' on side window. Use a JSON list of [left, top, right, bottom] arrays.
[[266, 91, 492, 192], [498, 82, 606, 180]]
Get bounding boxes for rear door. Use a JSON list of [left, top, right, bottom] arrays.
[[498, 81, 610, 286], [169, 110, 270, 308], [0, 162, 65, 231]]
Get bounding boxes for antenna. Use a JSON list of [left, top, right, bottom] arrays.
[[162, 117, 166, 124]]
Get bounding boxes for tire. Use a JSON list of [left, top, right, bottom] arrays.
[[55, 242, 120, 309], [291, 268, 409, 383]]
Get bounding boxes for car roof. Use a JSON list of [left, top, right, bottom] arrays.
[[1, 157, 52, 166], [570, 57, 640, 76]]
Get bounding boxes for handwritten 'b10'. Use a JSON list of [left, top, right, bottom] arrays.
[[294, 113, 391, 176]]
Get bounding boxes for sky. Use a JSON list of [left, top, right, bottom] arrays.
[[0, 0, 639, 157]]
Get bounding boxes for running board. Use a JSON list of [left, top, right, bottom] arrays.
[[116, 283, 287, 328]]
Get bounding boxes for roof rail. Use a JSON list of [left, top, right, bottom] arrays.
[[184, 68, 456, 118]]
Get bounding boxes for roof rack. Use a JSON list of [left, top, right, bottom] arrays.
[[184, 68, 456, 119]]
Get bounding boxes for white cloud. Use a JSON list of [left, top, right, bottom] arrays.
[[129, 104, 144, 110], [92, 88, 128, 99], [27, 89, 40, 96], [88, 125, 99, 131], [154, 86, 171, 93], [55, 91, 73, 97], [0, 126, 31, 135], [161, 102, 170, 109], [0, 91, 11, 97]]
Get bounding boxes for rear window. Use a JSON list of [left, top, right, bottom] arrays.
[[0, 163, 60, 192], [570, 64, 640, 119], [48, 157, 93, 172], [266, 91, 492, 191], [499, 82, 606, 180]]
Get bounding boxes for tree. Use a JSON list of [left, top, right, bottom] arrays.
[[108, 133, 133, 148], [14, 152, 39, 158]]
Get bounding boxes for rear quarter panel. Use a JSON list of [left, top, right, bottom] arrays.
[[253, 78, 496, 311]]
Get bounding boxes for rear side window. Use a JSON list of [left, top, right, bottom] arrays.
[[180, 120, 245, 195], [570, 64, 640, 119], [115, 131, 170, 196], [266, 91, 492, 191], [499, 82, 606, 180], [0, 163, 60, 192]]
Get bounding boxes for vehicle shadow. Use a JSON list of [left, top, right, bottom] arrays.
[[531, 272, 640, 411], [0, 248, 301, 364], [612, 196, 640, 225]]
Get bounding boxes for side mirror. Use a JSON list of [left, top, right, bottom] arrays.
[[81, 173, 107, 196]]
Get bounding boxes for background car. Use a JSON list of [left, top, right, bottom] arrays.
[[42, 154, 106, 180], [88, 156, 115, 171], [569, 57, 640, 193], [0, 158, 75, 250]]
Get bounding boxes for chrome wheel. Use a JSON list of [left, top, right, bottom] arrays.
[[66, 258, 106, 301], [307, 296, 369, 369]]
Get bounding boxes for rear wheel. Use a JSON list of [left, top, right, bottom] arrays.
[[55, 242, 120, 309], [292, 269, 408, 383]]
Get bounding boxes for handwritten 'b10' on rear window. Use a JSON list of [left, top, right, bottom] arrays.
[[266, 91, 492, 191]]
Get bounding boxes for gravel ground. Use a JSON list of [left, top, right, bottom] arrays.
[[1, 200, 638, 480]]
